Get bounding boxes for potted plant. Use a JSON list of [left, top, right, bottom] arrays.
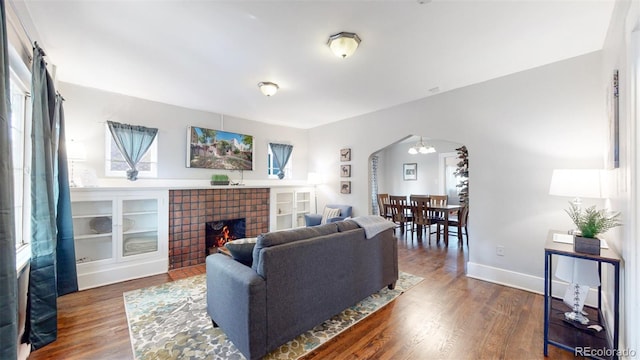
[[211, 174, 230, 186], [565, 202, 621, 255]]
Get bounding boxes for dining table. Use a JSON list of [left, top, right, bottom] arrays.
[[384, 201, 463, 246]]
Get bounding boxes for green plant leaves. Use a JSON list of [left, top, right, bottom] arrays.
[[565, 202, 622, 238]]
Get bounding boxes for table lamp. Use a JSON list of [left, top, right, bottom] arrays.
[[549, 169, 605, 324], [555, 257, 600, 324]]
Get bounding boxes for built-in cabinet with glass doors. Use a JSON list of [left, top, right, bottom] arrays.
[[270, 187, 314, 231], [70, 188, 168, 290]]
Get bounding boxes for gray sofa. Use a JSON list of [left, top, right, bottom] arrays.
[[206, 220, 398, 360]]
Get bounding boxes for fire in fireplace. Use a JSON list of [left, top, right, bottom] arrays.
[[206, 218, 246, 255]]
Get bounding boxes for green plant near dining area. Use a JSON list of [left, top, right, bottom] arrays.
[[565, 202, 622, 238]]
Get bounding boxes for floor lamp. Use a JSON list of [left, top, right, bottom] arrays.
[[67, 139, 86, 187], [549, 169, 605, 324], [307, 172, 322, 214]]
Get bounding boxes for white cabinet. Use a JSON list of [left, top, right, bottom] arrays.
[[270, 187, 315, 231], [70, 188, 168, 290]]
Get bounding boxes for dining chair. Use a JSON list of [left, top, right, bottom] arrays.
[[410, 196, 439, 244], [429, 195, 448, 242], [389, 195, 412, 235], [447, 205, 469, 246], [377, 193, 392, 220]]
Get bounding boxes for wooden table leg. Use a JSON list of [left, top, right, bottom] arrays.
[[444, 212, 449, 247]]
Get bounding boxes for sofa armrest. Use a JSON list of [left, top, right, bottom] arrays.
[[206, 254, 267, 359], [304, 214, 322, 226]]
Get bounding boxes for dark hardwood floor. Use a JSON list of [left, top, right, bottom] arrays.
[[29, 230, 578, 359]]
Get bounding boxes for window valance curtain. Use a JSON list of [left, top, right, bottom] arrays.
[[269, 143, 293, 179], [107, 121, 158, 181]]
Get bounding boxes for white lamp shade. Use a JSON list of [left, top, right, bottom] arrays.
[[327, 32, 361, 58], [67, 140, 86, 161], [555, 257, 600, 286], [307, 172, 322, 185], [549, 169, 606, 199]]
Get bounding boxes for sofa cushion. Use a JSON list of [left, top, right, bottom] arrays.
[[336, 219, 360, 232], [320, 207, 341, 224], [225, 238, 257, 266], [252, 223, 338, 271]]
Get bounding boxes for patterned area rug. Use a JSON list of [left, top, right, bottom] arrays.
[[124, 271, 423, 360]]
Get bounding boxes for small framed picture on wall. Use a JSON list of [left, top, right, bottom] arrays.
[[340, 148, 351, 162], [340, 181, 351, 194], [341, 165, 351, 177], [403, 163, 417, 181]]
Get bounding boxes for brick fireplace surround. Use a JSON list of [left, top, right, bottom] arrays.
[[168, 188, 270, 269]]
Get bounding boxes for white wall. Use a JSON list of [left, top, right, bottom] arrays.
[[59, 82, 310, 184], [601, 0, 639, 354], [309, 51, 604, 283]]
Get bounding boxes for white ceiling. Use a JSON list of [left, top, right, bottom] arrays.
[[14, 0, 615, 129]]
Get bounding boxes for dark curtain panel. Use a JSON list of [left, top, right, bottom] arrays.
[[27, 43, 59, 350], [0, 0, 18, 358], [107, 120, 158, 181], [54, 94, 77, 296], [269, 143, 293, 179]]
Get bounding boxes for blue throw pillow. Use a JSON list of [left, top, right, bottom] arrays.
[[225, 238, 257, 266]]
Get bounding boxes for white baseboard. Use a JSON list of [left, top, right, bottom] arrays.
[[466, 261, 599, 307]]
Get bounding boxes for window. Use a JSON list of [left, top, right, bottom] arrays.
[[105, 125, 158, 178], [267, 145, 292, 179], [9, 55, 32, 255]]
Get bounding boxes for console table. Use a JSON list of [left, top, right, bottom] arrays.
[[544, 230, 621, 359]]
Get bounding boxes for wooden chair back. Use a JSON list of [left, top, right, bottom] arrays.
[[389, 195, 410, 223], [377, 193, 391, 219]]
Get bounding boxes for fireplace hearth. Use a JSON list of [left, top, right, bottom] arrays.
[[206, 218, 246, 255]]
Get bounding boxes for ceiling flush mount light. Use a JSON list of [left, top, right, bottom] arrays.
[[258, 82, 279, 96], [408, 136, 435, 154], [327, 32, 361, 59]]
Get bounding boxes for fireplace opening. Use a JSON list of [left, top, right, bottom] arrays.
[[206, 218, 246, 255]]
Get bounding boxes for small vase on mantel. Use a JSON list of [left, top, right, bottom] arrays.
[[574, 236, 600, 256]]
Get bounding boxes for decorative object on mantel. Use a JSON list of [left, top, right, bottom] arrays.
[[565, 202, 621, 255], [211, 174, 230, 186]]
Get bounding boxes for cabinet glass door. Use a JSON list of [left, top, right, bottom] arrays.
[[295, 191, 311, 227], [121, 199, 159, 257], [275, 192, 293, 230], [72, 200, 114, 263]]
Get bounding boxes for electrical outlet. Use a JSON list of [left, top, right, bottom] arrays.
[[496, 246, 505, 256]]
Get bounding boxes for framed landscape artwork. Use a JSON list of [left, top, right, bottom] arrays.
[[187, 126, 254, 170]]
